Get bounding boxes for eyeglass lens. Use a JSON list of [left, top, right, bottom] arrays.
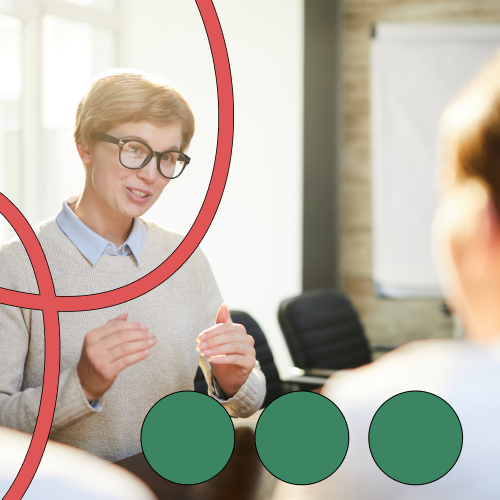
[[120, 141, 185, 178]]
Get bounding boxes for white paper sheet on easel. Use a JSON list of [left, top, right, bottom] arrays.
[[371, 23, 500, 297]]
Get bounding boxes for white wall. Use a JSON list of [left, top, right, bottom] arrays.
[[124, 0, 304, 378]]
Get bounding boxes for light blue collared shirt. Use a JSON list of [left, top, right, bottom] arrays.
[[55, 196, 148, 266]]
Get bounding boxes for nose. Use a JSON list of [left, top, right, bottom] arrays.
[[136, 155, 159, 183]]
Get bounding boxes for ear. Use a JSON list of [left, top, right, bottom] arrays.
[[451, 184, 497, 283], [76, 142, 93, 165], [484, 198, 500, 260]]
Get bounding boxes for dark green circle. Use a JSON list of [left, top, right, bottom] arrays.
[[255, 391, 349, 485], [369, 391, 463, 485], [141, 391, 234, 484]]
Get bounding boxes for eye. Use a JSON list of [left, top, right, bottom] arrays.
[[161, 152, 180, 164], [120, 141, 150, 168], [159, 152, 185, 178], [123, 141, 148, 156]]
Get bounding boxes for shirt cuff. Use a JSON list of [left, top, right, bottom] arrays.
[[49, 365, 103, 435], [211, 376, 228, 401], [208, 361, 266, 418]]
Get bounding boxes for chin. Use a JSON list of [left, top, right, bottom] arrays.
[[116, 203, 149, 219], [125, 208, 149, 219]]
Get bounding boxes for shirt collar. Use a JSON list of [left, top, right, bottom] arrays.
[[55, 196, 147, 266], [124, 215, 148, 266]]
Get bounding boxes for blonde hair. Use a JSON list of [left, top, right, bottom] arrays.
[[74, 69, 195, 152], [441, 52, 500, 214]]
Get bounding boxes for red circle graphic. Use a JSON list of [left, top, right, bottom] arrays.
[[1, 1, 233, 498]]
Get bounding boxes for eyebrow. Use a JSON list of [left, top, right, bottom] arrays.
[[123, 135, 181, 151]]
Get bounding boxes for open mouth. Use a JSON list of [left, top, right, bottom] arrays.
[[126, 188, 152, 202], [131, 189, 148, 198]]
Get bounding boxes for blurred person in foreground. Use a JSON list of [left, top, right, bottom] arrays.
[[273, 53, 500, 499], [0, 426, 155, 499], [0, 70, 265, 462]]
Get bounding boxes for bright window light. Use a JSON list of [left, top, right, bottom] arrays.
[[58, 0, 117, 11], [41, 14, 117, 221], [0, 14, 22, 243]]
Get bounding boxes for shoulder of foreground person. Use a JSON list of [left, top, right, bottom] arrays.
[[322, 337, 497, 405], [273, 338, 500, 500]]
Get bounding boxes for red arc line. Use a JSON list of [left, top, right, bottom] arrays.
[[2, 0, 233, 498]]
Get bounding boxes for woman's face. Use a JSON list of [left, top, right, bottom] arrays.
[[81, 121, 184, 219]]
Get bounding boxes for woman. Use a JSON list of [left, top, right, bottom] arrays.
[[273, 53, 500, 498], [0, 70, 265, 462]]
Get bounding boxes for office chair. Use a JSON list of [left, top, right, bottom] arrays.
[[193, 310, 285, 408], [278, 288, 395, 373]]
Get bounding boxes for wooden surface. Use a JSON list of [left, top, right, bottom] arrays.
[[339, 0, 500, 347], [115, 421, 277, 500]]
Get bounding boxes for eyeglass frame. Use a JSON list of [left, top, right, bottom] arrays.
[[89, 131, 191, 179]]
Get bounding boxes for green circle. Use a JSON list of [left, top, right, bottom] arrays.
[[369, 391, 463, 485], [141, 391, 234, 484], [255, 391, 349, 485]]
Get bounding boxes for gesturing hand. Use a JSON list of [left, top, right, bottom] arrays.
[[196, 304, 256, 398], [77, 314, 157, 402]]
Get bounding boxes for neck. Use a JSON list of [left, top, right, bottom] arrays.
[[72, 191, 133, 247], [461, 283, 500, 343]]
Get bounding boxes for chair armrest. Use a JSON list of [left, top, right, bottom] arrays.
[[370, 343, 399, 353], [290, 367, 337, 378], [283, 367, 337, 392], [282, 379, 323, 392]]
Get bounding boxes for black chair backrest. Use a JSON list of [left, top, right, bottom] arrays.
[[278, 288, 371, 370], [193, 366, 210, 395], [193, 310, 284, 408]]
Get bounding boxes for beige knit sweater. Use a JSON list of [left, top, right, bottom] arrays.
[[0, 217, 266, 461]]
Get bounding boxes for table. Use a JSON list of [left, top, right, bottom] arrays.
[[115, 420, 277, 500], [115, 390, 327, 499]]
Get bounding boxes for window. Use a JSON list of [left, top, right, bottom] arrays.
[[60, 0, 117, 11], [0, 0, 121, 243], [0, 14, 23, 243]]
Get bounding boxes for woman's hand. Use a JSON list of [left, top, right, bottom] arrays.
[[196, 304, 256, 398], [77, 314, 156, 402]]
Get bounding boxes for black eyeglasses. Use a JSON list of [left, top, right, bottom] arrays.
[[90, 132, 191, 179]]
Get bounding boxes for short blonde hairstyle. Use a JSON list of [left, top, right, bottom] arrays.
[[74, 69, 195, 152]]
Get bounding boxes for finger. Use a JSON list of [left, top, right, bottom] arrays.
[[97, 320, 149, 341], [108, 313, 128, 323], [198, 331, 251, 353], [101, 327, 156, 351], [197, 323, 246, 343], [200, 341, 254, 358], [84, 330, 155, 368], [110, 347, 152, 374], [215, 303, 231, 324], [107, 336, 157, 363], [209, 354, 256, 368]]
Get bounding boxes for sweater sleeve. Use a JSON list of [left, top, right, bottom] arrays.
[[196, 248, 266, 417], [0, 243, 101, 435], [209, 361, 266, 417]]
